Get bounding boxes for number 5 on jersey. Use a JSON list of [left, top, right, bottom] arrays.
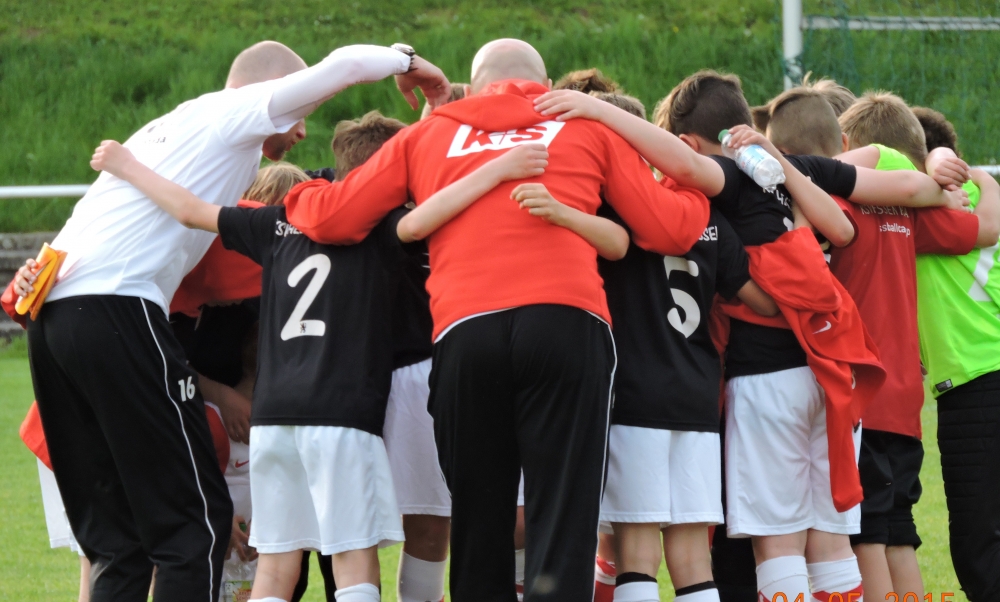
[[281, 254, 331, 340], [663, 256, 701, 338]]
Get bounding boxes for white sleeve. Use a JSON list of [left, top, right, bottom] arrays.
[[267, 45, 410, 129]]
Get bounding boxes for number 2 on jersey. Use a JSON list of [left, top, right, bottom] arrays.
[[281, 254, 331, 340], [662, 256, 701, 338]]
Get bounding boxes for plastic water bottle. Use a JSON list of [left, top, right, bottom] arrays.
[[219, 521, 256, 602], [719, 129, 786, 190]]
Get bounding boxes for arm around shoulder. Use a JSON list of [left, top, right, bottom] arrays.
[[971, 169, 1000, 247]]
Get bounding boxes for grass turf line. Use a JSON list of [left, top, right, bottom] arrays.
[[0, 352, 969, 600]]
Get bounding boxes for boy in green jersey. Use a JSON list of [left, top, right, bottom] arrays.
[[912, 107, 1000, 601]]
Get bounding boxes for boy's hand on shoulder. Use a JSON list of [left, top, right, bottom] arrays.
[[725, 125, 782, 161], [931, 157, 971, 191], [944, 187, 972, 212], [534, 89, 609, 122], [493, 143, 548, 182], [512, 183, 569, 226], [90, 140, 135, 179]]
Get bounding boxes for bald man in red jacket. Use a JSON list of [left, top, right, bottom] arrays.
[[284, 39, 711, 602]]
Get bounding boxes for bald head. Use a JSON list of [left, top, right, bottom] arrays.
[[470, 39, 548, 93], [226, 41, 308, 89]]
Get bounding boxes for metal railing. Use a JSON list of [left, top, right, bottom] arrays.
[[3, 168, 999, 200]]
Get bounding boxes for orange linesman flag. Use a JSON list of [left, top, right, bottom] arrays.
[[14, 243, 67, 321]]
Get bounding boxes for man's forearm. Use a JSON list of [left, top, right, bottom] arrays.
[[268, 45, 410, 127]]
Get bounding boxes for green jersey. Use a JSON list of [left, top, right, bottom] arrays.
[[915, 178, 1000, 396]]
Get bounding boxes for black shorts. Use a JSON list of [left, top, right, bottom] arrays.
[[850, 428, 923, 548]]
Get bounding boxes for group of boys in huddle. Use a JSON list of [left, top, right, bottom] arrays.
[[8, 37, 1000, 602]]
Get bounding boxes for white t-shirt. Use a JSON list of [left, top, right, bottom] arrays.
[[46, 44, 410, 314], [47, 81, 290, 313]]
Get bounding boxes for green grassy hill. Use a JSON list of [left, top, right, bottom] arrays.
[[1, 0, 997, 231]]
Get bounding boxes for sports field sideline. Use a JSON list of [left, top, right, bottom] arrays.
[[0, 347, 969, 601]]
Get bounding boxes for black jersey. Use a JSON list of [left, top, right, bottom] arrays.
[[600, 206, 750, 432], [392, 245, 433, 370], [185, 301, 259, 388], [217, 204, 409, 435], [709, 154, 857, 378]]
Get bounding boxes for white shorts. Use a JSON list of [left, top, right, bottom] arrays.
[[725, 366, 861, 538], [226, 439, 252, 521], [518, 473, 524, 507], [383, 359, 451, 516], [600, 426, 723, 531], [248, 425, 405, 555], [37, 459, 83, 555]]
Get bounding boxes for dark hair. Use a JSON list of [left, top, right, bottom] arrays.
[[553, 68, 620, 93], [654, 70, 752, 141], [912, 106, 961, 158], [332, 111, 407, 180]]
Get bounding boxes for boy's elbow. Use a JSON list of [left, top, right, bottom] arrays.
[[829, 223, 855, 248], [604, 243, 628, 261], [978, 221, 1000, 248]]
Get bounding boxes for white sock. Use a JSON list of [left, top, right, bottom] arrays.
[[757, 556, 809, 602], [334, 583, 381, 602], [613, 581, 659, 602], [675, 584, 720, 602], [397, 552, 446, 602], [807, 557, 863, 601], [249, 599, 287, 602], [515, 548, 525, 586]]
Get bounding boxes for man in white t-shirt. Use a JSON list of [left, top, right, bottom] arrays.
[[12, 40, 449, 602]]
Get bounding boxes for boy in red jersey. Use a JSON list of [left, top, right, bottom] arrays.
[[760, 87, 999, 602]]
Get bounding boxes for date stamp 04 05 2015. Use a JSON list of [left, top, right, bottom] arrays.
[[763, 594, 956, 602]]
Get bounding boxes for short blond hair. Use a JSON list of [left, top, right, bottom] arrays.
[[839, 91, 927, 167], [802, 74, 856, 117], [763, 88, 843, 157], [243, 162, 310, 206]]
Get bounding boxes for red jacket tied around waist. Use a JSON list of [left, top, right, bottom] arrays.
[[719, 227, 885, 512]]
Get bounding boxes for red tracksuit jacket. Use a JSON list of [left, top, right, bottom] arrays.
[[720, 228, 886, 512], [284, 79, 711, 339]]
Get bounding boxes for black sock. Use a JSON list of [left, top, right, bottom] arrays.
[[675, 580, 718, 597], [616, 572, 657, 587]]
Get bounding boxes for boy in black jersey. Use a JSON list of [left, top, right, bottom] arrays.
[[89, 133, 549, 602], [536, 74, 969, 602], [533, 91, 776, 602]]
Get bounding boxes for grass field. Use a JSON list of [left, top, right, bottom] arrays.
[[0, 338, 970, 601], [2, 0, 998, 231]]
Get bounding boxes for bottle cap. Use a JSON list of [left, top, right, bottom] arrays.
[[718, 129, 729, 142]]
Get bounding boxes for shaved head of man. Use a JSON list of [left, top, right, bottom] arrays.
[[470, 38, 549, 93], [226, 40, 308, 89]]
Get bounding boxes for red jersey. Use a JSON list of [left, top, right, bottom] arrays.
[[830, 200, 977, 438], [284, 79, 710, 339], [169, 199, 266, 317]]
